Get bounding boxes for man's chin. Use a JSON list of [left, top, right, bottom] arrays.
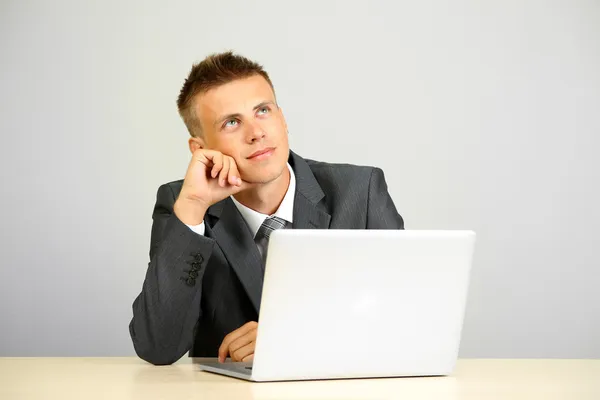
[[243, 176, 279, 185], [241, 167, 285, 185]]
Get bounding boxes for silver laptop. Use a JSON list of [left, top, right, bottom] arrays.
[[198, 229, 476, 381]]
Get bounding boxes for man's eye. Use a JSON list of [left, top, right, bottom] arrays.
[[257, 107, 270, 115], [225, 120, 238, 127]]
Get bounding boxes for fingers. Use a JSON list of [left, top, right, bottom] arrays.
[[191, 149, 224, 178], [218, 321, 258, 363], [218, 321, 257, 362], [228, 328, 257, 361], [228, 159, 242, 187], [210, 153, 223, 179], [230, 340, 256, 362], [242, 354, 254, 363], [193, 149, 242, 188], [190, 149, 211, 169], [218, 156, 230, 187]]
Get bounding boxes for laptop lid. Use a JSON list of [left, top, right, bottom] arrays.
[[250, 230, 476, 381]]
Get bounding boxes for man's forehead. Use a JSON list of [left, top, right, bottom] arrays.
[[195, 76, 275, 117]]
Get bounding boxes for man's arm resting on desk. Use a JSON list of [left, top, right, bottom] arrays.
[[366, 168, 404, 229], [129, 183, 215, 366]]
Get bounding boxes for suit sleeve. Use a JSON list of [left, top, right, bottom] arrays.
[[366, 168, 405, 229], [129, 184, 216, 365]]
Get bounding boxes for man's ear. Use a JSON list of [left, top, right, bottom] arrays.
[[188, 137, 205, 154]]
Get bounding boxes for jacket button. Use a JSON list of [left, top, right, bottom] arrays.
[[181, 277, 195, 286], [189, 271, 199, 278], [194, 253, 203, 262]]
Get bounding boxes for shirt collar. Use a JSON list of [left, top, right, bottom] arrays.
[[231, 163, 296, 238]]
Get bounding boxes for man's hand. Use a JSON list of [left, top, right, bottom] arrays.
[[174, 149, 251, 225], [218, 321, 258, 363]]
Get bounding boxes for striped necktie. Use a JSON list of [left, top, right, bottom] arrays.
[[254, 216, 287, 269]]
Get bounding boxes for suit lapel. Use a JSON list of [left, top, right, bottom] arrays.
[[290, 151, 331, 230], [292, 193, 331, 229], [207, 199, 264, 313]]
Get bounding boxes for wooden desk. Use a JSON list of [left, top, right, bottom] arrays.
[[1, 358, 598, 399]]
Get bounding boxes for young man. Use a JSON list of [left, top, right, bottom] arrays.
[[129, 52, 404, 365]]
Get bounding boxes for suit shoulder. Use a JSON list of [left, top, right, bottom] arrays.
[[157, 179, 184, 199]]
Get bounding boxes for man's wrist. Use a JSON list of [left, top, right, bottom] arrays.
[[174, 198, 208, 226]]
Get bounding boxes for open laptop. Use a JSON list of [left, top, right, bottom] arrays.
[[198, 229, 476, 381]]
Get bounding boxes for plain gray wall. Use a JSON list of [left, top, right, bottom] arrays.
[[1, 0, 598, 358]]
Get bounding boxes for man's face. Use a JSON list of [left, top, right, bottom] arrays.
[[193, 75, 289, 184]]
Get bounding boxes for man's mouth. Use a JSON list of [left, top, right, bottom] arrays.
[[247, 147, 275, 160]]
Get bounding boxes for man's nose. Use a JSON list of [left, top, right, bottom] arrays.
[[246, 121, 266, 143]]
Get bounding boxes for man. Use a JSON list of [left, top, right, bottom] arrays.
[[129, 52, 404, 366]]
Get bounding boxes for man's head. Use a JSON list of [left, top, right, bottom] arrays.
[[177, 52, 289, 184]]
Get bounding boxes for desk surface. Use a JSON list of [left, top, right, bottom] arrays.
[[1, 358, 598, 400]]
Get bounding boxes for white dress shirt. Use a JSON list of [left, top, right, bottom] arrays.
[[185, 163, 295, 237]]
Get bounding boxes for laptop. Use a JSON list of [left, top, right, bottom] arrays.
[[198, 229, 476, 381]]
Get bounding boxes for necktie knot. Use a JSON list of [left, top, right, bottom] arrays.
[[255, 216, 287, 270], [255, 216, 287, 243]]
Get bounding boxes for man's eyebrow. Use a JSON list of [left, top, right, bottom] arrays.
[[214, 112, 242, 127], [253, 101, 275, 110], [214, 101, 276, 127]]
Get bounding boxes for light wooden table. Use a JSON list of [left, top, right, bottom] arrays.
[[1, 358, 598, 399]]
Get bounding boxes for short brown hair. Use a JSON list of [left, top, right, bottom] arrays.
[[177, 51, 275, 137]]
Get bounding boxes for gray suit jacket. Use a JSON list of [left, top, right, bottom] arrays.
[[129, 151, 404, 365]]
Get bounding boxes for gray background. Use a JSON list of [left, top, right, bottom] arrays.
[[1, 0, 598, 358]]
